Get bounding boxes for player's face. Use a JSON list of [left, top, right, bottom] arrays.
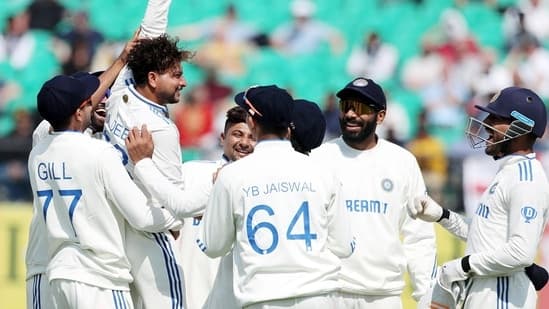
[[155, 63, 186, 104], [221, 122, 256, 161], [77, 98, 93, 130], [482, 114, 512, 157], [90, 90, 110, 131], [338, 98, 379, 143]]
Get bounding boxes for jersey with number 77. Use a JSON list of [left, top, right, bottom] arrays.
[[28, 131, 179, 290]]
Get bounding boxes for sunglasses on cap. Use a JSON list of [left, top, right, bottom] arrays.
[[339, 99, 378, 115], [243, 85, 263, 117]]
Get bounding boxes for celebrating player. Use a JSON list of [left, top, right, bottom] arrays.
[[196, 85, 354, 308], [25, 31, 138, 309], [311, 77, 436, 308], [101, 0, 197, 307], [409, 86, 549, 308], [28, 72, 179, 309]]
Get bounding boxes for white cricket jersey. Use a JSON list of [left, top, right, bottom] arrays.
[[311, 137, 436, 300], [28, 131, 178, 290], [104, 84, 184, 203], [26, 120, 106, 280], [197, 140, 354, 308], [466, 153, 549, 275]]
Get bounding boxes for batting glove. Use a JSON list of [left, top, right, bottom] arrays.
[[438, 257, 470, 290], [409, 194, 444, 222]]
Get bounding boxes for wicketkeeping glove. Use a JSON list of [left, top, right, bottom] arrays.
[[438, 257, 470, 290], [408, 194, 444, 222]]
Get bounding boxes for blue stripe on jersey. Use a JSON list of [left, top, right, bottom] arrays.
[[518, 161, 533, 182], [33, 274, 41, 309], [111, 290, 119, 309], [153, 233, 184, 309], [124, 78, 135, 86], [497, 276, 509, 309], [196, 239, 207, 252], [430, 255, 438, 279]]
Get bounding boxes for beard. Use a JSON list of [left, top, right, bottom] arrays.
[[484, 139, 510, 160], [339, 115, 377, 144]]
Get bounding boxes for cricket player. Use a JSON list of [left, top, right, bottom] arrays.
[[289, 99, 326, 155], [409, 86, 549, 308], [125, 106, 255, 309], [310, 77, 436, 308], [196, 85, 354, 308], [28, 72, 180, 309], [101, 0, 198, 307], [24, 33, 138, 308]]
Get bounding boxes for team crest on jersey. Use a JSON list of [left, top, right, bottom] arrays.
[[381, 178, 393, 192], [490, 91, 501, 103], [488, 182, 498, 194], [521, 206, 537, 223]]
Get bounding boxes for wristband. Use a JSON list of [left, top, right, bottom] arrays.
[[461, 255, 471, 273], [437, 208, 450, 222]]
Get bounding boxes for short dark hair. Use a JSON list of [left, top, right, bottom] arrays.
[[224, 106, 247, 133], [127, 34, 194, 85]]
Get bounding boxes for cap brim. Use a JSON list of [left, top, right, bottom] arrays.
[[336, 88, 384, 109], [474, 104, 509, 118]]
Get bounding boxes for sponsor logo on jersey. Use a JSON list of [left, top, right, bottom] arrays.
[[345, 199, 388, 214], [381, 178, 393, 192], [521, 206, 537, 223]]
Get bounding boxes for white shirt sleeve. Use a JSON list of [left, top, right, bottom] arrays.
[[133, 158, 209, 218], [140, 0, 172, 38], [110, 0, 172, 92], [469, 181, 547, 276], [101, 147, 179, 232], [439, 211, 469, 241], [196, 171, 235, 258]]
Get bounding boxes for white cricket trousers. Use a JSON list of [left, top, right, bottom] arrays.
[[50, 279, 133, 309], [26, 273, 54, 309], [463, 271, 537, 308], [125, 228, 185, 309]]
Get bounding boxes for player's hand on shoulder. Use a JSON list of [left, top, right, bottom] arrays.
[[409, 194, 443, 222], [125, 124, 154, 163]]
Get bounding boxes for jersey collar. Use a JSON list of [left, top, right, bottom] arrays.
[[128, 85, 170, 118]]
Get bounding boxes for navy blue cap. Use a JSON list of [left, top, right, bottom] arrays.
[[291, 99, 326, 152], [235, 85, 294, 128], [475, 86, 547, 137], [336, 77, 386, 110], [37, 72, 100, 123]]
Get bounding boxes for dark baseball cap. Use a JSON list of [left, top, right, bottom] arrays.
[[37, 72, 100, 123], [475, 86, 547, 137], [291, 99, 326, 152], [235, 85, 294, 128], [336, 77, 386, 110]]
